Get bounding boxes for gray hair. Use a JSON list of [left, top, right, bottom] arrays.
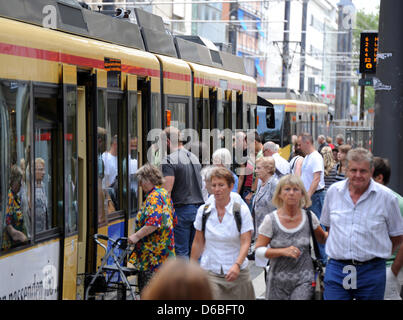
[[212, 148, 232, 169], [263, 141, 278, 153], [135, 163, 165, 186], [10, 165, 23, 187], [318, 135, 326, 142], [346, 148, 373, 169], [336, 134, 344, 141]]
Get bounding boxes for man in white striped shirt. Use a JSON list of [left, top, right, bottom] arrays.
[[320, 148, 403, 300]]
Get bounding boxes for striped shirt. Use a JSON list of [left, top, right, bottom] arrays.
[[324, 165, 338, 190], [320, 179, 403, 261]]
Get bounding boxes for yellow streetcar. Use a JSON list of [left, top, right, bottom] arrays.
[[0, 0, 258, 299]]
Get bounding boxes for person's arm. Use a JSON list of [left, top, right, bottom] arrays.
[[163, 176, 175, 196], [225, 231, 251, 282], [6, 225, 27, 243], [390, 235, 403, 257], [314, 226, 328, 244], [190, 230, 205, 261], [307, 171, 321, 199], [237, 165, 245, 194], [391, 241, 403, 277], [256, 232, 300, 259], [128, 225, 158, 244], [295, 158, 303, 177]]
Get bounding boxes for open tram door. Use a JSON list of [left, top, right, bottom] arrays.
[[58, 64, 80, 299], [88, 69, 145, 292], [256, 95, 275, 144]]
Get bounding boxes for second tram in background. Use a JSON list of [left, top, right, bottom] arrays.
[[257, 87, 330, 159]]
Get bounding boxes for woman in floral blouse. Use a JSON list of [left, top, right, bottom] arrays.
[[2, 165, 28, 251], [128, 163, 177, 293]]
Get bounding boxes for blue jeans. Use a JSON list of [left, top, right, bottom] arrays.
[[324, 259, 386, 300], [173, 204, 199, 258], [307, 190, 327, 265]]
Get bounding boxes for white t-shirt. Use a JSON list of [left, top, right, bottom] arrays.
[[194, 197, 253, 274], [102, 152, 117, 188], [301, 150, 325, 192], [273, 153, 291, 177]]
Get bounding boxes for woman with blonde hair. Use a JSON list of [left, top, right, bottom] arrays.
[[335, 144, 352, 181], [255, 174, 328, 300], [321, 146, 337, 190]]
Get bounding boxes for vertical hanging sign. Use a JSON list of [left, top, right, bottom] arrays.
[[359, 32, 378, 74]]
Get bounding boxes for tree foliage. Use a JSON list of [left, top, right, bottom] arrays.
[[353, 7, 379, 110]]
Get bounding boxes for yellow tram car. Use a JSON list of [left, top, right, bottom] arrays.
[[257, 89, 329, 160], [0, 0, 257, 299]]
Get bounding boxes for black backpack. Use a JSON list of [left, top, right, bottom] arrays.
[[201, 202, 242, 235]]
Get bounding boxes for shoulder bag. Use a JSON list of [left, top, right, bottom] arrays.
[[306, 210, 324, 300]]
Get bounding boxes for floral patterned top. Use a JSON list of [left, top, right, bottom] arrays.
[[2, 188, 27, 250], [129, 186, 177, 271]]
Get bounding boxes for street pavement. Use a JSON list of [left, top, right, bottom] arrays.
[[249, 260, 266, 299]]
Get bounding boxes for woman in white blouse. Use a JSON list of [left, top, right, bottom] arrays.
[[191, 167, 255, 300]]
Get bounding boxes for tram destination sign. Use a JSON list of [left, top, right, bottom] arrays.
[[104, 57, 122, 88], [359, 32, 378, 74]]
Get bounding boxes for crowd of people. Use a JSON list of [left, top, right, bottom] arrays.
[[113, 127, 403, 300]]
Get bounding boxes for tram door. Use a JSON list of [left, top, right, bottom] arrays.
[[60, 65, 79, 300]]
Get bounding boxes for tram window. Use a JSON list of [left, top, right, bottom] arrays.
[[283, 112, 291, 146], [0, 80, 31, 252], [151, 93, 161, 130], [128, 92, 138, 217], [217, 99, 224, 131], [64, 86, 78, 235], [34, 90, 61, 235], [223, 101, 231, 130], [249, 105, 256, 130], [167, 98, 187, 131], [100, 94, 122, 215], [193, 98, 203, 135]]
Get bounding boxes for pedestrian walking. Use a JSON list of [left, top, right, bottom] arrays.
[[372, 157, 403, 300], [255, 174, 328, 300], [161, 126, 204, 259], [335, 144, 351, 181], [289, 141, 304, 176], [320, 148, 403, 300], [191, 167, 255, 300], [128, 164, 177, 293], [298, 133, 327, 264], [262, 141, 291, 178], [252, 156, 278, 239], [321, 146, 338, 190]]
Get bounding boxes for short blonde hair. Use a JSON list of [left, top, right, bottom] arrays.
[[256, 156, 276, 175], [272, 174, 311, 208]]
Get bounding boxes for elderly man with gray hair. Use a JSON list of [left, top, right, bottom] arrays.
[[320, 148, 403, 300], [317, 135, 328, 155], [262, 141, 290, 179]]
